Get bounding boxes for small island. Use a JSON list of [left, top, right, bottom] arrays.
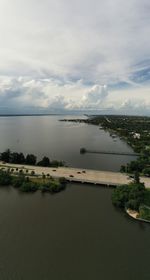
[[0, 168, 67, 193], [112, 172, 150, 222], [0, 150, 67, 194]]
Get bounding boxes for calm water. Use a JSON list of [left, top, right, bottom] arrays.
[[0, 116, 149, 280], [0, 115, 135, 171]]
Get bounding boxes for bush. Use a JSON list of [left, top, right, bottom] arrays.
[[37, 157, 50, 167], [0, 170, 12, 186], [25, 154, 37, 165], [40, 179, 66, 193], [139, 206, 150, 221], [112, 185, 130, 208], [126, 199, 140, 211], [112, 182, 146, 211], [12, 175, 26, 188], [20, 181, 38, 192]]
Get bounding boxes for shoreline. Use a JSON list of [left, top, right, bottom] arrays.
[[126, 208, 150, 224]]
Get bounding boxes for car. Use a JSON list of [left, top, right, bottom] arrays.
[[127, 175, 134, 180]]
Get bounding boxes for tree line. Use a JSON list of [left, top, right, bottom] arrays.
[[0, 149, 65, 167]]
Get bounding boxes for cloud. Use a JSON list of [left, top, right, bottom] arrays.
[[0, 0, 149, 114], [79, 85, 108, 109], [0, 76, 150, 115], [0, 77, 108, 110]]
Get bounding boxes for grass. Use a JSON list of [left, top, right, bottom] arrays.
[[138, 189, 150, 221], [139, 205, 150, 221], [143, 189, 150, 207], [31, 177, 54, 184]]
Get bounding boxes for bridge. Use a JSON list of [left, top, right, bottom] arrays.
[[80, 148, 139, 157], [0, 162, 150, 189]]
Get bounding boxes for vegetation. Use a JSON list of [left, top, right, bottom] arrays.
[[0, 169, 12, 185], [112, 176, 150, 221], [62, 115, 150, 175], [0, 169, 67, 194], [0, 149, 65, 168], [112, 182, 145, 211], [139, 205, 150, 221], [40, 179, 66, 193]]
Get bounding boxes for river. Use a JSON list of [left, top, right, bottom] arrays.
[[0, 115, 149, 280]]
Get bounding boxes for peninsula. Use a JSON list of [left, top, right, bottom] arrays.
[[61, 115, 150, 222]]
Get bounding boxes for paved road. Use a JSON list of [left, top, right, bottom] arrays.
[[0, 162, 150, 188]]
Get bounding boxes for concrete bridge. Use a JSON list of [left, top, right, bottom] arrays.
[[0, 162, 150, 189], [80, 148, 139, 156]]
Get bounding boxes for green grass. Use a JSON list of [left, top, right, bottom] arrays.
[[139, 189, 150, 221], [139, 205, 150, 221], [31, 177, 54, 184], [143, 189, 150, 207]]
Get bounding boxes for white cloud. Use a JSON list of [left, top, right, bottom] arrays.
[[0, 76, 150, 115], [0, 0, 149, 113], [0, 77, 109, 110]]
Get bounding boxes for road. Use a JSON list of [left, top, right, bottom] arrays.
[[0, 162, 150, 188]]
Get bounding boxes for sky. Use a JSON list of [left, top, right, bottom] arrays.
[[0, 0, 150, 115]]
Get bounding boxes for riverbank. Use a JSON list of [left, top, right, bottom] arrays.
[[112, 180, 150, 222], [126, 208, 150, 224], [61, 115, 150, 176]]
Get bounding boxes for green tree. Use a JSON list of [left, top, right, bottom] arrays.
[[25, 154, 37, 165], [10, 152, 25, 164], [0, 170, 12, 185], [134, 171, 140, 184], [37, 156, 50, 167], [0, 149, 11, 162]]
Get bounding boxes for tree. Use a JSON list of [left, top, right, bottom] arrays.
[[20, 181, 38, 192], [37, 156, 50, 167], [134, 171, 140, 184], [10, 152, 25, 164], [0, 170, 12, 185], [143, 167, 150, 177], [12, 175, 26, 188], [42, 173, 46, 179], [31, 170, 35, 176], [120, 165, 126, 172], [25, 154, 37, 165], [0, 149, 11, 162], [112, 185, 130, 208], [112, 182, 145, 211], [126, 199, 139, 211]]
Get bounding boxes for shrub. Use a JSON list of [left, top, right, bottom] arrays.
[[20, 181, 38, 192], [112, 182, 146, 211], [12, 175, 26, 188], [0, 170, 12, 186]]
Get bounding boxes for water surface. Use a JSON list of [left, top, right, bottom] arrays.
[[0, 185, 149, 280], [0, 116, 149, 280], [0, 115, 135, 171]]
